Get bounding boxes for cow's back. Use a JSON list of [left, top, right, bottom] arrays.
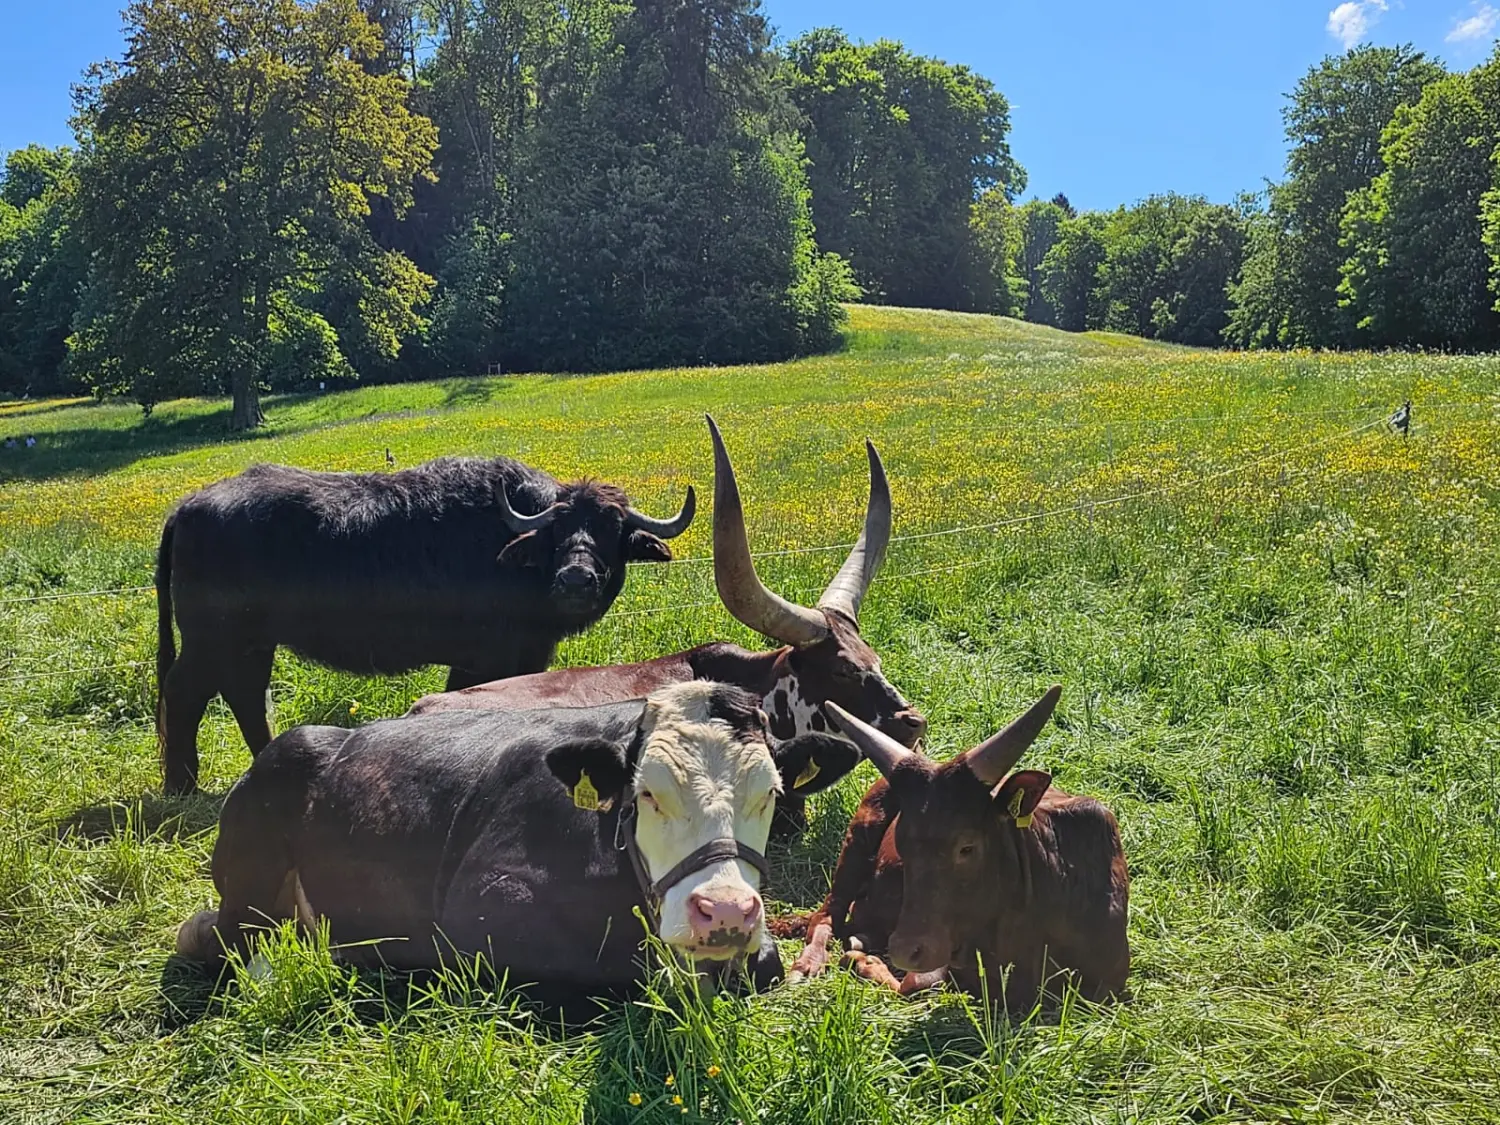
[[407, 652, 697, 716], [221, 705, 649, 974]]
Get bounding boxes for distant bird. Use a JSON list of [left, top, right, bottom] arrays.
[[1389, 400, 1411, 437], [384, 448, 395, 467]]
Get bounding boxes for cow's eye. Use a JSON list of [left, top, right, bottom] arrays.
[[957, 843, 976, 858]]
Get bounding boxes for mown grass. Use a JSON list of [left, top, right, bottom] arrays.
[[1, 305, 1498, 1122]]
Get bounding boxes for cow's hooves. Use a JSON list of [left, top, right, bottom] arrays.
[[785, 970, 806, 985], [176, 910, 218, 958]]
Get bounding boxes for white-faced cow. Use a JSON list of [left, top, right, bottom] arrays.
[[406, 418, 927, 836], [175, 681, 860, 992], [155, 456, 693, 792], [781, 688, 1131, 1013]]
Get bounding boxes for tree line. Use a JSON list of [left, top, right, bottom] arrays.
[[0, 3, 1496, 425]]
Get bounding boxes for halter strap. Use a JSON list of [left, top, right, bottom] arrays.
[[613, 802, 772, 934]]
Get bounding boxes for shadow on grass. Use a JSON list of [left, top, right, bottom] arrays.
[[0, 397, 97, 421], [55, 791, 226, 842], [0, 403, 283, 485]]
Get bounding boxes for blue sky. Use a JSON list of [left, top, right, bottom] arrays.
[[2, 1, 1495, 210]]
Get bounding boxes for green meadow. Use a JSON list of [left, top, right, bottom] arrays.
[[1, 305, 1498, 1123]]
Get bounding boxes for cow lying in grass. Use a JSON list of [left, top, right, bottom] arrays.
[[781, 687, 1130, 1013], [176, 682, 858, 992]]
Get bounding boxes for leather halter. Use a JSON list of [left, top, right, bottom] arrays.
[[613, 800, 772, 934]]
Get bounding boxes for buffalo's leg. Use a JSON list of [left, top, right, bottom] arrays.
[[842, 950, 947, 996], [222, 646, 276, 756], [788, 917, 835, 981], [160, 644, 221, 794], [200, 787, 298, 966]]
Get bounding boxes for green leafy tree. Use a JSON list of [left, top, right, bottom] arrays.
[[1229, 45, 1444, 348], [0, 147, 86, 397], [1018, 198, 1066, 324], [70, 0, 438, 426], [785, 29, 1023, 311], [1341, 63, 1500, 349], [969, 186, 1026, 317], [1039, 213, 1107, 332]]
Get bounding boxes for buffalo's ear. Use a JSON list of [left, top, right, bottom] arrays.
[[625, 530, 672, 563], [545, 739, 632, 812], [772, 734, 862, 796], [991, 769, 1051, 828]]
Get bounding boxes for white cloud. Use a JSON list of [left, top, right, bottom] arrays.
[[1447, 4, 1500, 43], [1327, 0, 1388, 48]]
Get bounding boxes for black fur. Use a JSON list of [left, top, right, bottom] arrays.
[[156, 456, 681, 792]]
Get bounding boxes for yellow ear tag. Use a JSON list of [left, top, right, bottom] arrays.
[[1008, 787, 1033, 830], [794, 759, 821, 789], [573, 771, 600, 811]]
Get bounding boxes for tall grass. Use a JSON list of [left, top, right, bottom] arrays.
[[1, 306, 1498, 1121]]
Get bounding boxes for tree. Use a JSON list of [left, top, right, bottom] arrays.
[[969, 186, 1026, 317], [1341, 62, 1500, 349], [1039, 213, 1107, 332], [1229, 45, 1444, 348], [1151, 201, 1247, 345], [0, 147, 86, 397], [784, 30, 1023, 311], [70, 0, 438, 427], [1018, 198, 1066, 324]]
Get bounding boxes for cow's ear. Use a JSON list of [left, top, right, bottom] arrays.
[[625, 530, 672, 563], [772, 734, 862, 796], [991, 769, 1051, 829], [545, 739, 632, 812]]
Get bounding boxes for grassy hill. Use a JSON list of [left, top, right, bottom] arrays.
[[2, 306, 1498, 1123]]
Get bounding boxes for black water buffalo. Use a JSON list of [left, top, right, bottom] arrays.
[[155, 456, 693, 793], [175, 682, 860, 993], [406, 418, 927, 837]]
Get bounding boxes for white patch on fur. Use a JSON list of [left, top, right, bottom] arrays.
[[630, 682, 781, 958], [766, 667, 850, 744]]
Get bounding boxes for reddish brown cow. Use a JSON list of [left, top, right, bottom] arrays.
[[783, 687, 1130, 1013]]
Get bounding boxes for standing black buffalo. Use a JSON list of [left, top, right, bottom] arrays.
[[155, 456, 694, 793]]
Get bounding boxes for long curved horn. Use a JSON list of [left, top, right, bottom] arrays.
[[624, 486, 697, 538], [708, 415, 829, 646], [495, 482, 562, 533], [825, 702, 914, 778], [816, 440, 892, 623], [964, 685, 1063, 787]]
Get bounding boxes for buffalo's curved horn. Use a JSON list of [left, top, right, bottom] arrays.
[[624, 486, 697, 538], [708, 415, 829, 646], [825, 702, 914, 778], [495, 482, 562, 533], [963, 685, 1063, 787], [816, 440, 892, 623]]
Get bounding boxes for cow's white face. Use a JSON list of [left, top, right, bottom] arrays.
[[630, 682, 781, 959]]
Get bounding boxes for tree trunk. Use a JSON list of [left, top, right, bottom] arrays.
[[230, 368, 263, 430], [229, 273, 270, 431]]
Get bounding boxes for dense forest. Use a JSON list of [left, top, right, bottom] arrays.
[[0, 0, 1495, 425]]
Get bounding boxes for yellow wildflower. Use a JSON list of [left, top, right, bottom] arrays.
[[706, 1065, 721, 1078], [672, 1096, 683, 1106], [628, 1093, 642, 1107], [664, 1075, 675, 1087]]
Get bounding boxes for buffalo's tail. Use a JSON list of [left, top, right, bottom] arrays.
[[155, 513, 176, 777]]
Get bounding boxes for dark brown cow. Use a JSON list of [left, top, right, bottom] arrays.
[[782, 688, 1130, 1013], [406, 418, 927, 836]]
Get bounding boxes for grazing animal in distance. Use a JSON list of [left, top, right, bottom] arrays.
[[783, 687, 1130, 1013], [174, 682, 861, 993], [406, 416, 928, 837], [155, 455, 694, 792]]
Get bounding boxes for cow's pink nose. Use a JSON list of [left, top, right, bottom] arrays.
[[688, 890, 762, 941]]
